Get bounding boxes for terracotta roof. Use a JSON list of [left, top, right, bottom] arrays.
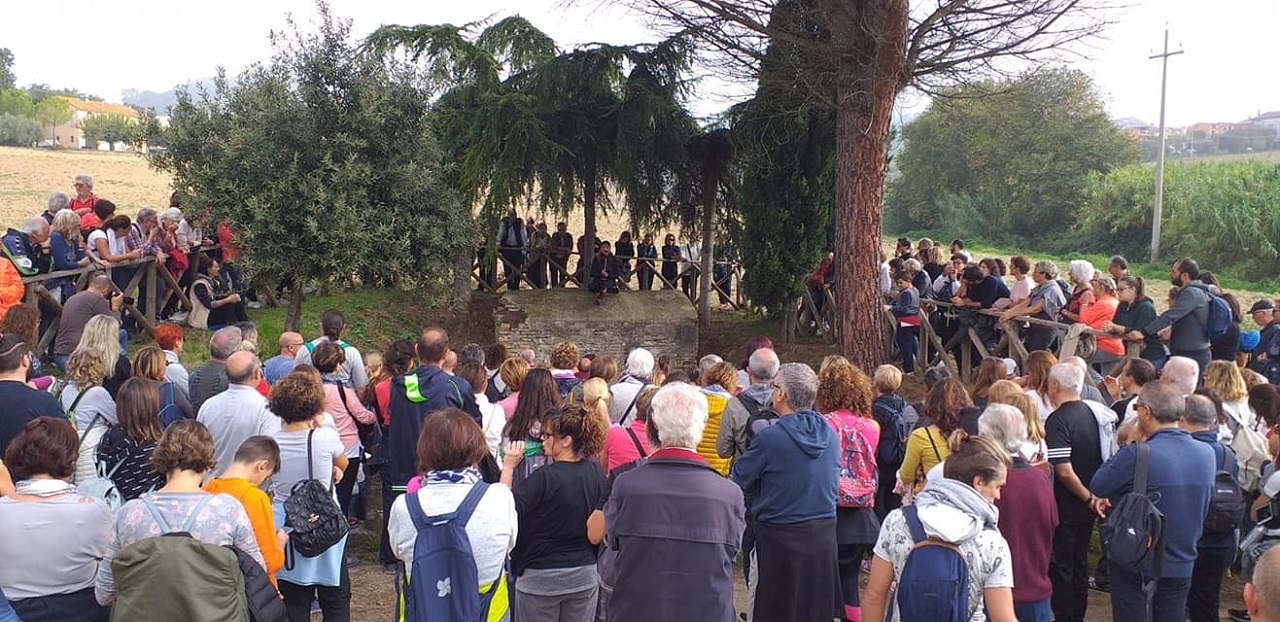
[[62, 97, 139, 118]]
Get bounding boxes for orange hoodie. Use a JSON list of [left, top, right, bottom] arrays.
[[203, 477, 283, 585]]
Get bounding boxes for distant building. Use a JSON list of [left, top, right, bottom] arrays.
[[1247, 111, 1280, 133], [42, 97, 140, 151], [1115, 117, 1157, 139], [1186, 122, 1234, 140]]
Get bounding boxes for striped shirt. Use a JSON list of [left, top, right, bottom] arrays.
[[1044, 400, 1103, 524]]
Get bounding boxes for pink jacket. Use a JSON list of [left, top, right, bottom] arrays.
[[323, 383, 376, 452]]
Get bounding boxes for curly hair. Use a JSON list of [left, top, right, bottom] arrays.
[[543, 403, 608, 458], [0, 304, 39, 347], [4, 417, 78, 480], [550, 341, 580, 371], [151, 420, 216, 475], [815, 356, 873, 415], [269, 373, 327, 424], [700, 361, 740, 393], [925, 378, 972, 436], [66, 314, 121, 389]]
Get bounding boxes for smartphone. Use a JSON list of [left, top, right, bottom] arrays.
[[1259, 500, 1275, 526]]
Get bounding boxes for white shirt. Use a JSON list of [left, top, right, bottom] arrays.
[[475, 393, 505, 461], [389, 482, 518, 586], [198, 384, 282, 478], [294, 337, 369, 390]]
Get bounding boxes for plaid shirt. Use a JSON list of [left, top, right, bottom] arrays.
[[127, 224, 160, 255]]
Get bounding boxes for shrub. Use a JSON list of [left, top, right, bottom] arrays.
[[0, 113, 41, 146]]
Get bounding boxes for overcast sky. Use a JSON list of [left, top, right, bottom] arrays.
[[3, 0, 1276, 126]]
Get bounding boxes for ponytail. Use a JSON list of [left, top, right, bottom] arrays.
[[942, 432, 1011, 487]]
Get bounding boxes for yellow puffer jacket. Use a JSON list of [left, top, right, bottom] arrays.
[[698, 391, 733, 476]]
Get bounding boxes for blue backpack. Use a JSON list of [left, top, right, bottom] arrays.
[[896, 505, 969, 622], [158, 382, 184, 428], [1206, 292, 1233, 338], [399, 482, 503, 622]]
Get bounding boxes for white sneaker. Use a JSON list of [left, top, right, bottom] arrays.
[[247, 301, 262, 309], [168, 311, 189, 323]]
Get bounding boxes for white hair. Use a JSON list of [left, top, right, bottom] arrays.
[[748, 348, 780, 382], [1064, 356, 1088, 373], [626, 348, 655, 380], [1049, 363, 1084, 396], [978, 404, 1028, 453], [1162, 356, 1200, 395], [650, 382, 708, 449], [74, 173, 93, 188], [698, 354, 723, 378], [776, 362, 818, 411], [519, 349, 536, 364], [20, 216, 48, 235], [160, 207, 184, 223], [1068, 259, 1095, 284], [46, 191, 70, 213]]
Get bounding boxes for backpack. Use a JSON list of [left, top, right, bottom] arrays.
[[1227, 416, 1270, 493], [553, 376, 582, 400], [1085, 401, 1119, 462], [283, 430, 349, 559], [872, 396, 908, 469], [483, 369, 509, 404], [111, 494, 250, 622], [822, 412, 878, 508], [158, 381, 183, 428], [77, 454, 124, 512], [227, 545, 288, 622], [398, 482, 503, 622], [1203, 445, 1247, 534], [304, 339, 351, 354], [1206, 292, 1233, 339], [1099, 442, 1165, 576], [743, 395, 779, 450], [895, 505, 969, 622]]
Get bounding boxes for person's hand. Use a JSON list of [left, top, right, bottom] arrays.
[[1101, 320, 1116, 333], [1102, 375, 1119, 391], [276, 529, 289, 549], [110, 294, 124, 311], [332, 465, 344, 483], [1157, 326, 1172, 341], [1125, 330, 1144, 341], [504, 441, 525, 468], [1089, 496, 1111, 517], [227, 293, 242, 304]]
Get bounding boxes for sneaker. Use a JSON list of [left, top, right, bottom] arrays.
[[247, 301, 262, 309], [168, 310, 188, 323], [1088, 577, 1110, 593]]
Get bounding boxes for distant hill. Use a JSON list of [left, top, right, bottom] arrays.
[[121, 78, 219, 113]]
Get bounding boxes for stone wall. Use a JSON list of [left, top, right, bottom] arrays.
[[495, 289, 698, 373]]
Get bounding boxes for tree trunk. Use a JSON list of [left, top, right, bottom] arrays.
[[782, 299, 798, 344], [829, 0, 908, 372], [284, 286, 305, 333], [698, 169, 717, 328], [583, 163, 598, 261], [450, 247, 473, 309]]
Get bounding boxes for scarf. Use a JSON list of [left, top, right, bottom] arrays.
[[14, 479, 78, 497], [913, 477, 999, 533], [424, 467, 482, 485]]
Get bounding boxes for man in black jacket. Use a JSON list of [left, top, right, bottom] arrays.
[[589, 241, 621, 304], [1143, 258, 1213, 375]]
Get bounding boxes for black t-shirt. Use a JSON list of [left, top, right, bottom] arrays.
[[966, 275, 1011, 309], [511, 458, 608, 575], [0, 380, 65, 454], [1045, 400, 1103, 524]]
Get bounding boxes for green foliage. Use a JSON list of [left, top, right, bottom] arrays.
[[78, 114, 136, 149], [33, 97, 72, 129], [0, 88, 34, 118], [0, 49, 13, 91], [25, 84, 100, 104], [0, 113, 41, 146], [148, 5, 473, 303], [887, 68, 1140, 240], [1077, 160, 1280, 281]]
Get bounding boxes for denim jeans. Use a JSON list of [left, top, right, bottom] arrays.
[[895, 326, 919, 374], [1013, 598, 1051, 622], [1108, 563, 1191, 622]]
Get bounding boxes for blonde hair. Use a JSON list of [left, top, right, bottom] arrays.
[[873, 364, 903, 394], [67, 314, 121, 388], [499, 356, 530, 393], [701, 361, 740, 393], [1205, 360, 1248, 402], [989, 385, 1044, 443], [582, 377, 610, 424], [51, 209, 79, 242], [364, 352, 383, 380], [550, 342, 580, 370]]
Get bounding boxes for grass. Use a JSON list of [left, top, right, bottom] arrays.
[[0, 146, 172, 221]]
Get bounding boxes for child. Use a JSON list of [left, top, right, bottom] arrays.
[[887, 271, 921, 375], [203, 435, 287, 586]]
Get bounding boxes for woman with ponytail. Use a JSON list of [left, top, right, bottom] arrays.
[[1103, 275, 1166, 369]]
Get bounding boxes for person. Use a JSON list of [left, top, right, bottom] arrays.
[[202, 435, 286, 586], [1007, 255, 1033, 305], [1101, 275, 1166, 368], [549, 222, 574, 287], [258, 332, 302, 385], [999, 260, 1067, 352], [94, 420, 264, 606], [267, 374, 351, 620], [131, 346, 192, 423], [93, 378, 167, 501], [696, 361, 739, 476], [1105, 358, 1158, 438], [1250, 299, 1279, 370], [3, 216, 53, 280], [52, 275, 124, 370], [1044, 362, 1105, 622], [152, 322, 190, 397], [588, 240, 621, 304], [678, 236, 701, 301], [501, 367, 561, 470], [1107, 255, 1129, 280], [189, 325, 242, 413], [59, 327, 120, 484], [899, 378, 969, 493], [48, 209, 98, 302], [548, 341, 581, 399], [862, 433, 1017, 622], [1141, 258, 1214, 373], [0, 417, 113, 621], [1079, 275, 1124, 374], [188, 254, 248, 330], [197, 351, 280, 478], [455, 361, 505, 461], [970, 357, 1006, 409], [635, 233, 657, 291], [609, 348, 654, 424], [604, 382, 746, 622], [659, 233, 679, 290], [526, 221, 550, 289], [40, 189, 70, 224], [0, 305, 44, 386], [952, 264, 1011, 310], [389, 408, 516, 621], [1207, 359, 1256, 430], [1179, 394, 1239, 622], [886, 271, 921, 376], [979, 404, 1058, 621], [0, 335, 64, 454], [871, 364, 915, 519], [78, 199, 113, 238], [1058, 260, 1097, 324], [311, 342, 375, 517], [731, 363, 840, 622], [717, 347, 780, 462], [501, 404, 608, 620], [495, 355, 530, 421], [1211, 292, 1244, 362], [497, 208, 527, 291], [1247, 546, 1280, 622], [603, 386, 657, 474], [295, 309, 369, 391], [815, 357, 881, 622], [1090, 382, 1214, 620], [69, 174, 98, 216]]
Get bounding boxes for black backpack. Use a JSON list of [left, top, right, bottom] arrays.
[[1203, 444, 1247, 534], [283, 430, 349, 559], [740, 393, 777, 449], [872, 396, 908, 469], [1100, 442, 1165, 575], [227, 545, 288, 622]]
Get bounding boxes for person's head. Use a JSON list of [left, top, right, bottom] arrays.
[[1247, 544, 1280, 620], [92, 198, 116, 222], [225, 350, 262, 386], [1025, 350, 1058, 394], [20, 216, 49, 244], [73, 173, 93, 197], [701, 360, 740, 393], [0, 304, 37, 347], [1009, 255, 1031, 278], [942, 431, 1011, 503], [772, 362, 818, 414], [160, 207, 183, 232], [598, 241, 613, 256], [116, 377, 163, 443], [894, 271, 913, 291], [505, 368, 561, 441], [268, 373, 326, 424], [483, 344, 508, 370], [650, 381, 711, 450], [442, 351, 459, 373], [0, 334, 31, 378], [588, 356, 617, 383], [154, 322, 185, 353], [232, 322, 258, 347], [1047, 362, 1084, 405], [274, 331, 304, 360], [582, 377, 611, 422], [1067, 259, 1095, 286], [456, 361, 489, 396], [1205, 360, 1248, 402], [229, 436, 280, 485], [209, 326, 244, 361], [1116, 275, 1145, 305], [318, 309, 345, 342], [896, 237, 912, 255], [69, 313, 122, 381], [1252, 299, 1277, 328], [311, 341, 344, 375], [557, 222, 567, 233], [972, 357, 1007, 398], [747, 348, 780, 384], [978, 403, 1029, 454], [1250, 384, 1280, 430], [1137, 381, 1186, 433], [950, 238, 965, 253], [664, 233, 676, 245], [815, 356, 873, 415], [625, 348, 656, 381], [135, 207, 158, 231], [991, 386, 1045, 443], [540, 404, 608, 459], [46, 190, 70, 214], [103, 214, 131, 237], [197, 253, 220, 278], [4, 417, 78, 481], [698, 354, 723, 378], [550, 341, 579, 371], [1092, 275, 1117, 299], [378, 340, 415, 379], [873, 364, 903, 395], [925, 378, 972, 435], [131, 346, 169, 381], [50, 208, 79, 241], [1107, 255, 1129, 279], [978, 258, 1000, 278], [1031, 260, 1059, 285], [416, 326, 449, 365], [152, 420, 217, 478], [962, 266, 984, 284], [903, 258, 922, 275], [1181, 394, 1219, 433], [1172, 257, 1200, 286], [86, 274, 113, 296], [499, 355, 530, 393], [739, 336, 774, 370], [289, 364, 323, 384], [1118, 357, 1158, 389], [458, 343, 486, 369], [417, 408, 488, 472], [577, 356, 592, 374], [1161, 356, 1200, 395]]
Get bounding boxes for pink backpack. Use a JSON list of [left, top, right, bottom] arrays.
[[823, 411, 879, 508]]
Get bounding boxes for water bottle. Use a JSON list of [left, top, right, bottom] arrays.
[[1242, 522, 1271, 554]]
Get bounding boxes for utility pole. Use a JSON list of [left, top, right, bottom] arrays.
[[1149, 28, 1184, 262]]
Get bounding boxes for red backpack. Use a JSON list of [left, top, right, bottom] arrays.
[[822, 411, 879, 508]]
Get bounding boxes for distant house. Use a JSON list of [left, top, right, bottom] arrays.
[[1247, 111, 1280, 133], [1114, 117, 1157, 139], [42, 97, 140, 151], [1186, 122, 1233, 140]]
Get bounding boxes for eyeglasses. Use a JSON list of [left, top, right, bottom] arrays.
[[539, 431, 557, 440]]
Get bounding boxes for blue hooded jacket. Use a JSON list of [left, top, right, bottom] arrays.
[[731, 410, 839, 524]]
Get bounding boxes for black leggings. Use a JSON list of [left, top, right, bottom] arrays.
[[334, 456, 361, 518], [837, 543, 871, 620], [279, 562, 351, 622]]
